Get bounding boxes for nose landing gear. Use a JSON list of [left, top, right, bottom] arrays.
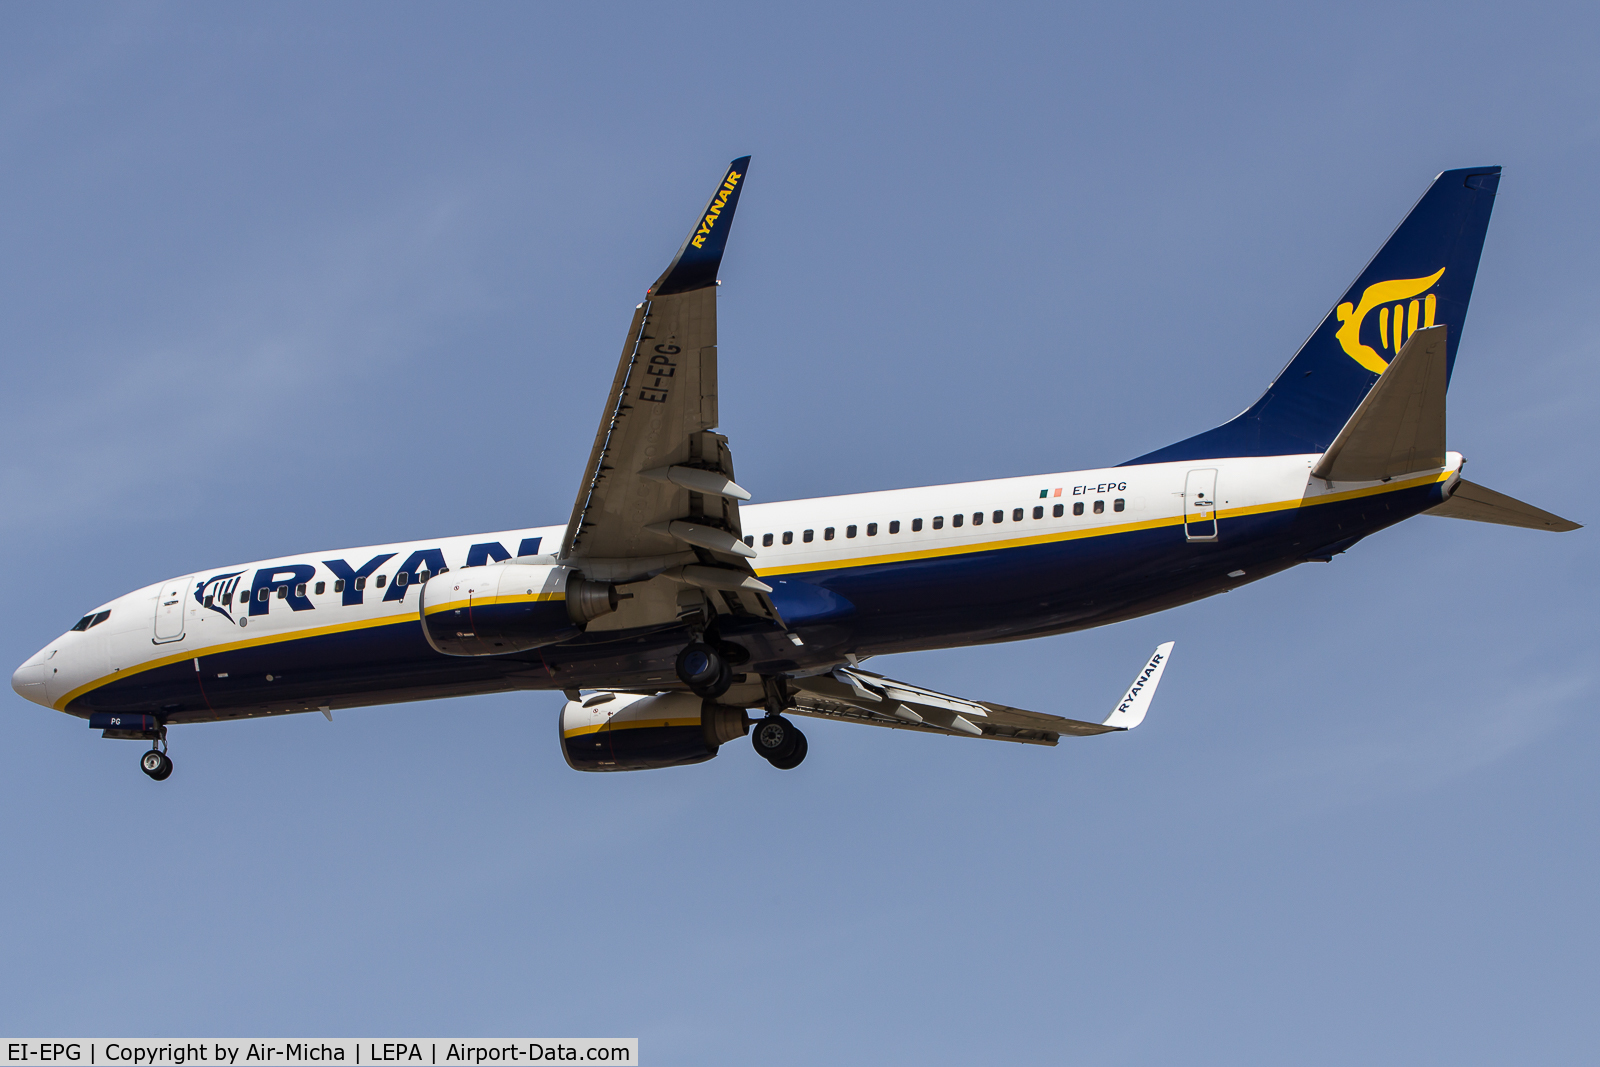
[[140, 724, 173, 781], [751, 714, 807, 770], [140, 746, 173, 781]]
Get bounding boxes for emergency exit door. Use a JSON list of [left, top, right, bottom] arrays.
[[1184, 469, 1218, 542]]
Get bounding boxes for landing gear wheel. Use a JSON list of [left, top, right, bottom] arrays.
[[751, 715, 799, 762], [141, 749, 173, 781], [768, 727, 807, 770], [676, 642, 733, 698]]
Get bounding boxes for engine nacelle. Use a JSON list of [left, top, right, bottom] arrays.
[[560, 691, 750, 772], [420, 563, 618, 657]]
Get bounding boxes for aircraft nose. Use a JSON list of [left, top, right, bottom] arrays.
[[12, 656, 51, 708]]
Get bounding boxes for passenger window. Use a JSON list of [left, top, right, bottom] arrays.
[[1053, 504, 1064, 517], [220, 592, 232, 606], [782, 531, 793, 545], [889, 521, 900, 534], [418, 570, 430, 583], [847, 525, 858, 538], [436, 566, 448, 575], [1073, 502, 1084, 516], [1032, 506, 1044, 519], [295, 583, 308, 597], [863, 523, 874, 536], [932, 516, 943, 529], [972, 512, 983, 525], [995, 510, 1005, 523], [276, 586, 288, 599], [1012, 509, 1023, 522], [375, 575, 387, 588], [763, 533, 774, 547], [912, 518, 923, 532], [314, 581, 326, 595], [744, 535, 754, 547], [1114, 498, 1125, 512], [803, 529, 814, 542], [825, 527, 835, 540], [334, 580, 345, 593], [1094, 500, 1105, 514], [396, 572, 409, 587], [258, 588, 269, 602], [354, 577, 366, 591], [952, 514, 964, 527]]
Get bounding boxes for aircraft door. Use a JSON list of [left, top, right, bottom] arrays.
[[153, 575, 193, 644], [1184, 469, 1218, 542]]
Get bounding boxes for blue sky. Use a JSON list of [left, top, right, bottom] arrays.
[[3, 3, 1597, 1063]]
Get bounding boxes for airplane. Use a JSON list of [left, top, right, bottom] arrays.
[[11, 158, 1579, 781]]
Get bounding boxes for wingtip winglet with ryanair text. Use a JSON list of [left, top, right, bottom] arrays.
[[11, 159, 1579, 780]]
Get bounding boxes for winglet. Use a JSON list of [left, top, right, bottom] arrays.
[[649, 157, 751, 296], [1101, 642, 1175, 730]]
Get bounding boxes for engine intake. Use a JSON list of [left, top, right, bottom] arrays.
[[560, 691, 750, 772], [420, 563, 618, 657]]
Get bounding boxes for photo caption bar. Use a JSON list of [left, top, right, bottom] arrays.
[[2, 1043, 636, 1066]]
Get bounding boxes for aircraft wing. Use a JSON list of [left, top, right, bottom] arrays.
[[558, 158, 782, 627], [786, 643, 1175, 747]]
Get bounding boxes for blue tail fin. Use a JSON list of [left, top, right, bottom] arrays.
[[1127, 167, 1500, 465]]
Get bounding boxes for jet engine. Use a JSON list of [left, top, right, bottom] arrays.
[[420, 563, 619, 657], [560, 691, 750, 771]]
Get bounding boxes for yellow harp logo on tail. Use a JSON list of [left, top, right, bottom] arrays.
[[1334, 267, 1445, 373]]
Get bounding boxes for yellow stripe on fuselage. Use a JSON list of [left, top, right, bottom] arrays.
[[753, 471, 1449, 578], [58, 471, 1448, 712], [52, 611, 420, 712]]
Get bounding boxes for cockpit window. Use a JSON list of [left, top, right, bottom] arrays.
[[70, 610, 111, 632]]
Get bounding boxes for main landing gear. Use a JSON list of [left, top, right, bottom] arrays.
[[676, 640, 744, 699], [751, 714, 807, 770], [673, 637, 808, 769]]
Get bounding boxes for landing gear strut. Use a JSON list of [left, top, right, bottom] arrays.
[[751, 714, 807, 770]]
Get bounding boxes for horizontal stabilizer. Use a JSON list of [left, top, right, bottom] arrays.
[[1313, 325, 1448, 482], [1427, 479, 1580, 531]]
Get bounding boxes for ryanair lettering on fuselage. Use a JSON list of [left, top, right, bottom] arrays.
[[199, 536, 542, 622], [690, 169, 743, 249]]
